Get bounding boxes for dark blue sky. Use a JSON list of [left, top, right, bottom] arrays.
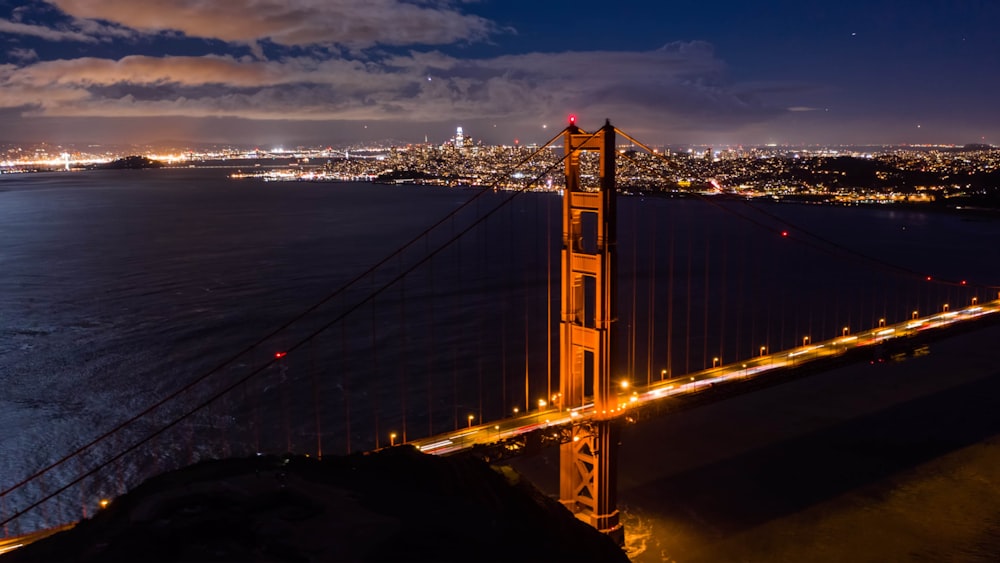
[[1, 0, 997, 147]]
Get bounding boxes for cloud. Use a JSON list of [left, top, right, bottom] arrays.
[[8, 48, 39, 63], [44, 0, 495, 48], [0, 17, 97, 42], [0, 41, 793, 138]]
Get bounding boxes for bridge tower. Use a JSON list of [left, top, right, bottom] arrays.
[[558, 117, 624, 544]]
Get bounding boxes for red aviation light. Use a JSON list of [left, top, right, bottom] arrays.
[[275, 351, 287, 359], [781, 230, 788, 237], [568, 114, 577, 125]]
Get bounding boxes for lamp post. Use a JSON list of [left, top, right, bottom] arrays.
[[803, 336, 810, 346], [912, 310, 918, 319], [712, 357, 720, 368], [943, 304, 949, 312], [878, 318, 885, 328], [390, 432, 397, 447], [467, 414, 474, 428], [760, 345, 766, 357], [843, 326, 849, 337]]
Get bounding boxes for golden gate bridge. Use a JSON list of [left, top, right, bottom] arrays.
[[2, 118, 998, 547]]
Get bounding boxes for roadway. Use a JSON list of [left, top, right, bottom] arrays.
[[0, 524, 75, 556], [411, 300, 1000, 456]]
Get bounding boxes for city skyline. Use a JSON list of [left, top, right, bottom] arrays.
[[1, 1, 998, 147]]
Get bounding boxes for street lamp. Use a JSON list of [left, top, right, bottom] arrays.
[[760, 346, 766, 357], [972, 297, 978, 305], [619, 380, 630, 390], [513, 407, 519, 417], [712, 357, 720, 368], [538, 399, 547, 409], [878, 318, 885, 328], [842, 326, 849, 336], [467, 414, 474, 428], [390, 432, 397, 446], [660, 368, 667, 380], [742, 364, 747, 378], [803, 336, 810, 346], [943, 304, 949, 312], [912, 310, 918, 319]]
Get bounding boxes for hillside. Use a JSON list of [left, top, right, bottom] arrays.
[[6, 447, 628, 562]]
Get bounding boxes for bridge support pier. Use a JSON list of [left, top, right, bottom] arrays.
[[560, 420, 623, 543], [558, 118, 623, 544]]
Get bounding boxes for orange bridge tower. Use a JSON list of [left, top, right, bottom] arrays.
[[558, 117, 624, 544]]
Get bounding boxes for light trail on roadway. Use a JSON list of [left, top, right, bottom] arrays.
[[411, 300, 1000, 456]]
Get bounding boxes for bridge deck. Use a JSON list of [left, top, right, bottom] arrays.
[[412, 301, 1000, 456]]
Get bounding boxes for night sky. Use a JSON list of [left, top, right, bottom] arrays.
[[1, 0, 998, 147]]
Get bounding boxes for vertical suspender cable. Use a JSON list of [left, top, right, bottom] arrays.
[[647, 207, 656, 386], [630, 204, 638, 380], [685, 238, 693, 375], [341, 316, 350, 454], [547, 194, 553, 404], [718, 233, 727, 366], [426, 248, 435, 437], [399, 271, 407, 443], [666, 224, 675, 380], [370, 272, 380, 450], [310, 339, 321, 459], [703, 234, 710, 369]]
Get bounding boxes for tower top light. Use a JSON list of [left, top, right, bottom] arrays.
[[568, 114, 577, 125]]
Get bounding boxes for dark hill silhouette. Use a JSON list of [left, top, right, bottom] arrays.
[[6, 447, 628, 562]]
